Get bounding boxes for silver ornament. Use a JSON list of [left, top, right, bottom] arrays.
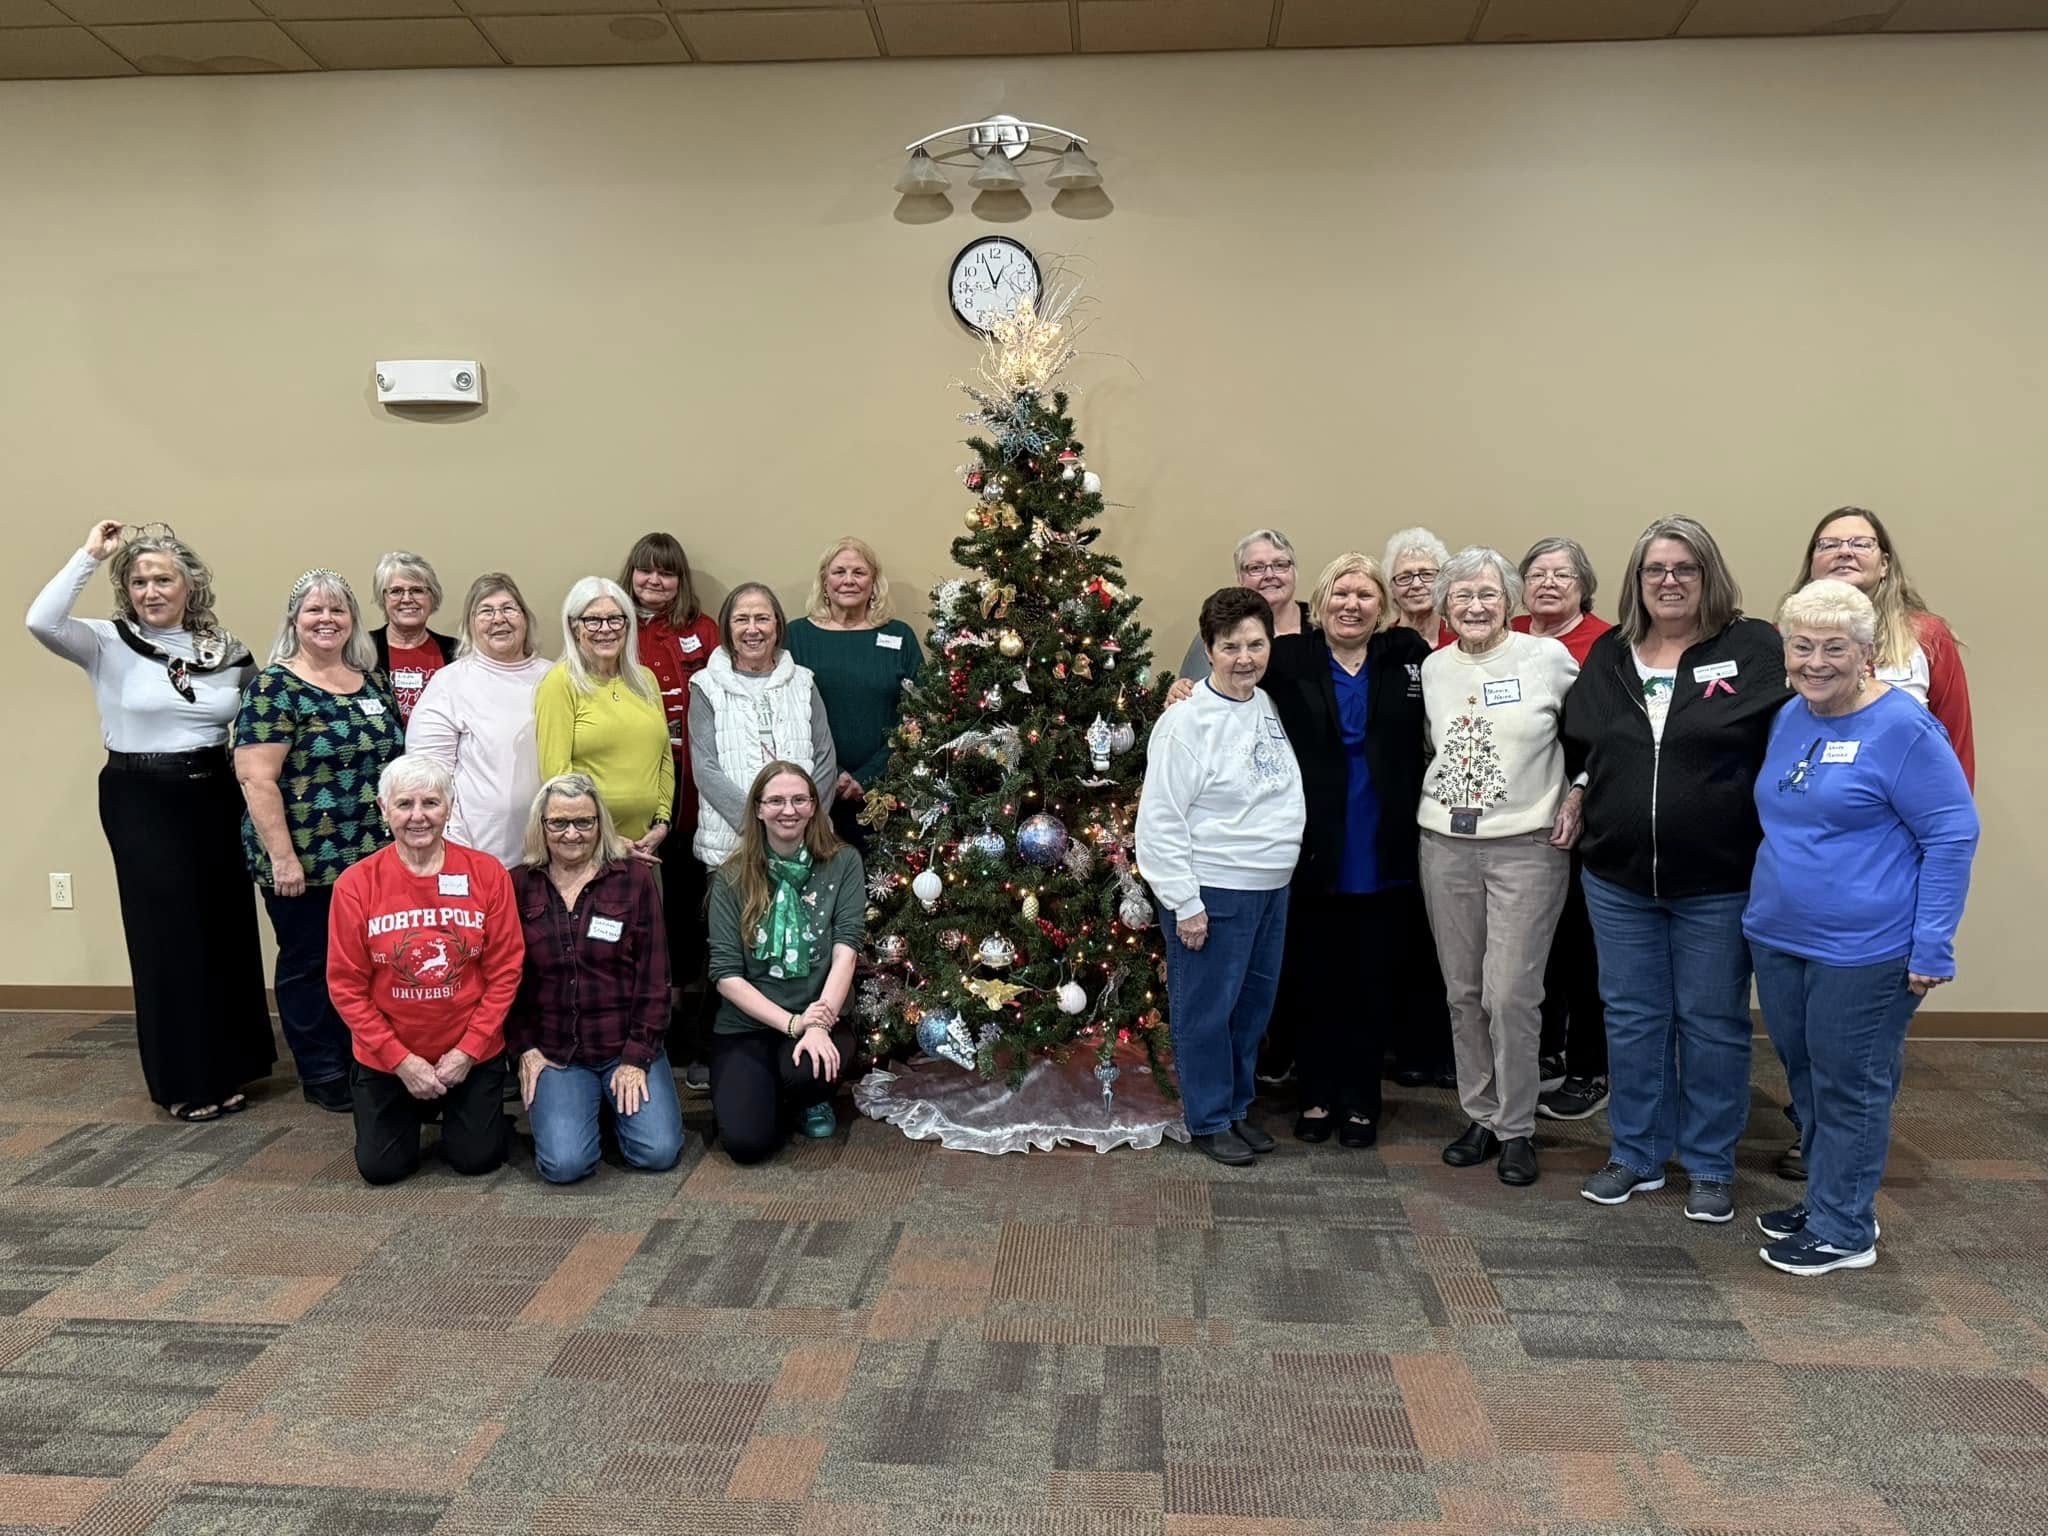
[[1119, 895, 1152, 930], [1064, 842, 1094, 878], [976, 934, 1017, 969], [1095, 1060, 1121, 1102], [916, 1010, 976, 1069], [1109, 722, 1136, 755], [875, 934, 907, 964]]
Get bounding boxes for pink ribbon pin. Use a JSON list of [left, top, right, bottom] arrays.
[[1703, 678, 1735, 698]]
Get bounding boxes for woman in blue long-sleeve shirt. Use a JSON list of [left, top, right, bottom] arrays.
[[1745, 579, 1979, 1277]]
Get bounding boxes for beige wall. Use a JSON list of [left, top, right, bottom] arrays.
[[4, 35, 2042, 1009]]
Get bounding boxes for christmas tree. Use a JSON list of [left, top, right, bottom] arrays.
[[856, 288, 1172, 1089]]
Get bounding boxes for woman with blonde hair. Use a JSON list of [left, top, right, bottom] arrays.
[[785, 537, 922, 850], [706, 760, 864, 1163], [535, 577, 673, 860]]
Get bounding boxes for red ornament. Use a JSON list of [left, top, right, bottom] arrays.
[[1084, 576, 1119, 609], [948, 667, 970, 700], [965, 469, 985, 491], [1057, 449, 1080, 468]]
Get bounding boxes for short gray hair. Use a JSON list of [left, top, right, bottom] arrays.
[[1778, 578, 1877, 647], [521, 773, 631, 868], [1433, 547, 1520, 619], [1232, 528, 1296, 572], [377, 753, 455, 805], [270, 570, 379, 673], [1382, 526, 1450, 576], [373, 552, 443, 613], [1518, 537, 1599, 615]]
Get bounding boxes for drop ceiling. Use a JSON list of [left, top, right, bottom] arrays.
[[0, 0, 2041, 81]]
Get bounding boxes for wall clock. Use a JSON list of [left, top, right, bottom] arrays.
[[949, 236, 1042, 337]]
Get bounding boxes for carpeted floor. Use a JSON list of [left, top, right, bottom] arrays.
[[1, 1012, 2045, 1535]]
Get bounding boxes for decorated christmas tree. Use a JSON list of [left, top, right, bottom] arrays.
[[856, 288, 1172, 1089]]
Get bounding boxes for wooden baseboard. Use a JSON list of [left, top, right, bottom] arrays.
[[1, 988, 2042, 1042]]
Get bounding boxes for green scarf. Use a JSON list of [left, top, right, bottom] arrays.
[[754, 846, 816, 979]]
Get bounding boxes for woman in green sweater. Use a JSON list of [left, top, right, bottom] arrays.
[[707, 760, 864, 1163], [785, 537, 923, 850], [535, 577, 674, 858]]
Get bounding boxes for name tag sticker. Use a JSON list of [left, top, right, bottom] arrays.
[[392, 669, 425, 690], [1450, 808, 1481, 835], [679, 635, 703, 653], [438, 873, 469, 897], [875, 632, 904, 650], [1874, 665, 1911, 683], [1265, 717, 1289, 741], [1693, 660, 1739, 683], [587, 915, 624, 943], [1482, 679, 1522, 707], [1821, 740, 1860, 764], [356, 697, 386, 716]]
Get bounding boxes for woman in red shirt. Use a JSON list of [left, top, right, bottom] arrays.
[[620, 533, 721, 1091], [327, 754, 524, 1184]]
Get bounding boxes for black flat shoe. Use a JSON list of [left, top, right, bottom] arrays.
[[1232, 1120, 1277, 1155], [302, 1076, 352, 1114], [1442, 1124, 1500, 1167], [1294, 1112, 1334, 1144], [1192, 1132, 1256, 1167], [1338, 1115, 1377, 1149], [1433, 1066, 1461, 1091], [1391, 1066, 1431, 1088], [1497, 1136, 1539, 1186]]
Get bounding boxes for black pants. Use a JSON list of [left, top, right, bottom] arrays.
[[1294, 888, 1407, 1121], [829, 797, 870, 858], [1537, 855, 1607, 1077], [352, 1056, 508, 1185], [265, 885, 351, 1090], [656, 795, 709, 1065], [1389, 885, 1455, 1072], [710, 1027, 847, 1165]]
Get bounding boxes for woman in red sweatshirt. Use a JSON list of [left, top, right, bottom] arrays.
[[328, 754, 525, 1184]]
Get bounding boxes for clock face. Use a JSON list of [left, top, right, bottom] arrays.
[[949, 237, 1042, 336]]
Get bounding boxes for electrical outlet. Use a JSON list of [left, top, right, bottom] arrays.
[[49, 873, 73, 910]]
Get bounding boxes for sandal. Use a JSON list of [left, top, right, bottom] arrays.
[[1294, 1110, 1334, 1144], [168, 1102, 223, 1122], [219, 1094, 248, 1115]]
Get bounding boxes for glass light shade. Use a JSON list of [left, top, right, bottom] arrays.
[[894, 148, 951, 196], [1046, 141, 1102, 191], [969, 152, 1026, 193]]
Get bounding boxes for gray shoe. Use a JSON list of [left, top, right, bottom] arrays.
[[1684, 1180, 1735, 1224], [681, 1061, 710, 1094], [1581, 1161, 1665, 1205]]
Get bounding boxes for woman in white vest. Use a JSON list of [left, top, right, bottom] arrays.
[[688, 582, 838, 869]]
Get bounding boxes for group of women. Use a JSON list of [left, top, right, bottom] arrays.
[[1137, 509, 1978, 1276], [32, 522, 916, 1183]]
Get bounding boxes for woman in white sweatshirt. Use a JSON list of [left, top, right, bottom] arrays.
[[1418, 547, 1581, 1188], [1137, 587, 1307, 1167]]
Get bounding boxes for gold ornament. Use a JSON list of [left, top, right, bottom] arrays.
[[964, 507, 984, 530], [1073, 653, 1093, 680], [901, 718, 923, 747], [965, 977, 1029, 1011], [866, 905, 881, 923], [857, 793, 899, 829], [1021, 891, 1040, 920], [997, 503, 1022, 530], [997, 629, 1025, 659], [979, 581, 1017, 621]]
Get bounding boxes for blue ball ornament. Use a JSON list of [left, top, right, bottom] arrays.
[[1016, 813, 1070, 867]]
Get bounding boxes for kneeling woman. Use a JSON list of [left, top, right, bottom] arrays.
[[706, 761, 863, 1163], [509, 774, 684, 1183], [327, 755, 524, 1184]]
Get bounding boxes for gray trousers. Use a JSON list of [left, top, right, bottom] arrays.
[[1418, 828, 1570, 1140]]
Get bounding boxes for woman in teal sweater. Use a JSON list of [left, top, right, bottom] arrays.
[[785, 537, 923, 850]]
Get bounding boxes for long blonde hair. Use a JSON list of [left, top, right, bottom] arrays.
[[720, 761, 843, 942], [804, 536, 893, 625], [1787, 507, 1937, 673]]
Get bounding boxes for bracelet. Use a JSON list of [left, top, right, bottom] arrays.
[[786, 1012, 799, 1038]]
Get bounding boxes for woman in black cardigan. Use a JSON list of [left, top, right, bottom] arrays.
[[1266, 553, 1431, 1146]]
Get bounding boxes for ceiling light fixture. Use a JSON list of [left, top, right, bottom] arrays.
[[895, 114, 1102, 200]]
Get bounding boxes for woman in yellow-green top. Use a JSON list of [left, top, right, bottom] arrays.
[[535, 577, 675, 860]]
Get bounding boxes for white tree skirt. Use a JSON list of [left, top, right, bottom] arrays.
[[853, 1044, 1189, 1155]]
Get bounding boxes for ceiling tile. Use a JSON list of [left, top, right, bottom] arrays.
[[878, 0, 1069, 54], [283, 14, 498, 62], [64, 0, 260, 22], [1475, 0, 1689, 42], [473, 11, 684, 61], [0, 22, 137, 69], [261, 0, 462, 20], [665, 0, 860, 8], [1275, 0, 1477, 47], [1079, 0, 1273, 53], [95, 16, 317, 64], [676, 6, 876, 57], [1886, 0, 2048, 27], [0, 0, 73, 25], [461, 0, 653, 16], [1680, 0, 1891, 35]]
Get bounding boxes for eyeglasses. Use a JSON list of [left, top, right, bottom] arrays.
[[577, 614, 629, 632], [543, 816, 597, 834], [119, 522, 177, 543], [1643, 563, 1702, 585], [475, 604, 523, 621], [762, 795, 815, 812], [1526, 568, 1579, 586], [1390, 569, 1438, 589], [1785, 639, 1859, 662], [384, 584, 433, 600], [1814, 537, 1880, 555], [1447, 588, 1503, 608], [1240, 560, 1294, 578]]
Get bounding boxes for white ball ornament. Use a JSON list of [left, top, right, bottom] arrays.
[[1056, 981, 1088, 1015], [1081, 472, 1102, 496], [912, 868, 944, 910]]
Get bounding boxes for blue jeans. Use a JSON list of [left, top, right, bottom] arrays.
[[1160, 886, 1290, 1137], [527, 1051, 686, 1184], [1752, 944, 1920, 1250], [1582, 870, 1753, 1182], [263, 884, 351, 1090]]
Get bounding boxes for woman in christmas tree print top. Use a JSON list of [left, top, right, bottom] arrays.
[[1416, 547, 1580, 1189], [1560, 518, 1788, 1225], [785, 537, 924, 855], [1138, 587, 1307, 1168], [235, 569, 404, 1113], [705, 761, 863, 1164]]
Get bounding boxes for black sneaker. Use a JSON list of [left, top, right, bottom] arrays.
[[1759, 1230, 1875, 1276], [301, 1075, 352, 1114], [1254, 1059, 1295, 1087], [1538, 1053, 1567, 1092], [681, 1061, 710, 1094], [1757, 1203, 1878, 1243], [1537, 1075, 1610, 1121], [1775, 1141, 1807, 1182], [1581, 1161, 1664, 1205]]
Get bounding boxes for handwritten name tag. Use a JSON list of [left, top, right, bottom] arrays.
[[356, 697, 386, 716], [587, 915, 624, 943], [438, 873, 469, 897], [679, 635, 703, 653], [1820, 740, 1860, 764], [876, 633, 904, 650], [392, 669, 426, 691], [1482, 679, 1522, 707]]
